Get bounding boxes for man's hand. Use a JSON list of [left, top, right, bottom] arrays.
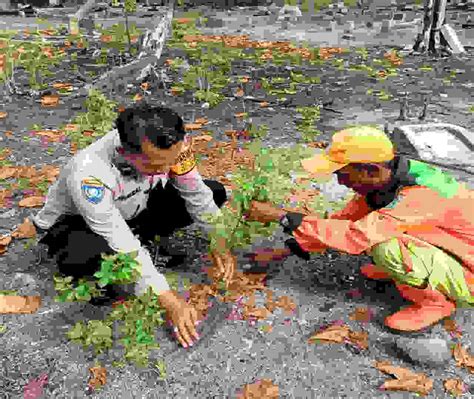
[[158, 290, 200, 348], [209, 248, 236, 288], [245, 201, 285, 224], [244, 247, 292, 264]]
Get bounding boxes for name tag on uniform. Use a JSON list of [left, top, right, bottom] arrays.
[[81, 178, 105, 204], [170, 144, 197, 176]]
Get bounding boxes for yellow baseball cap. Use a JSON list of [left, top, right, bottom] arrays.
[[301, 126, 395, 177]]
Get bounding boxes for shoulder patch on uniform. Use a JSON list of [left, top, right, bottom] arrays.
[[81, 178, 105, 204], [169, 145, 197, 176]]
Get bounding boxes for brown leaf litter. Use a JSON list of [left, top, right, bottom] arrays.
[[0, 295, 41, 314], [11, 218, 37, 239], [443, 378, 467, 397], [307, 323, 369, 351], [88, 365, 107, 390], [452, 343, 474, 374], [374, 361, 433, 396], [237, 379, 279, 399]]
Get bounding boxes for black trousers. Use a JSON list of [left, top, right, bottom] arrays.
[[40, 179, 227, 279]]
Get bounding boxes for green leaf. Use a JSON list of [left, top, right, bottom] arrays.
[[67, 322, 86, 341], [0, 290, 18, 296]]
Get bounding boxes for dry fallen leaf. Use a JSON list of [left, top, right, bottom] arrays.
[[308, 324, 350, 344], [133, 93, 143, 102], [175, 18, 194, 24], [41, 95, 59, 107], [349, 307, 372, 323], [238, 379, 279, 399], [88, 366, 107, 389], [259, 101, 269, 108], [34, 130, 64, 142], [194, 117, 208, 125], [0, 189, 12, 209], [0, 235, 12, 255], [452, 343, 474, 373], [235, 87, 245, 97], [0, 295, 41, 314], [193, 134, 213, 142], [0, 166, 18, 180], [0, 148, 11, 160], [39, 165, 60, 182], [184, 123, 202, 131], [374, 361, 419, 380], [443, 378, 467, 396], [100, 35, 113, 43], [0, 111, 7, 119], [18, 196, 44, 208], [140, 82, 150, 90], [11, 218, 37, 239], [347, 330, 369, 350], [235, 112, 247, 118], [375, 361, 433, 396], [381, 376, 433, 396], [444, 319, 462, 338], [52, 82, 72, 90], [443, 379, 466, 397], [4, 130, 13, 138], [275, 295, 296, 315], [245, 307, 271, 320], [17, 166, 37, 179], [170, 87, 181, 96]]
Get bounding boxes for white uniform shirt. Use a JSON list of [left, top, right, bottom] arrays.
[[32, 129, 221, 294]]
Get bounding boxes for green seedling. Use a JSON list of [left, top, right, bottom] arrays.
[[419, 65, 433, 72], [296, 106, 321, 142], [0, 290, 18, 295], [155, 360, 167, 380]]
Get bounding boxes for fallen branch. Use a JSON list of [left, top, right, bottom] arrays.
[[71, 3, 175, 99]]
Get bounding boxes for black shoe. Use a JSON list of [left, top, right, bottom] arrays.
[[158, 245, 188, 258], [163, 255, 187, 269]]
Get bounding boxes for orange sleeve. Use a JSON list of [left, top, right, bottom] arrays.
[[292, 210, 406, 255], [327, 194, 372, 221]]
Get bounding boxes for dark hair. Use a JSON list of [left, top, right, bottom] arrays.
[[351, 160, 394, 175], [116, 103, 186, 153]]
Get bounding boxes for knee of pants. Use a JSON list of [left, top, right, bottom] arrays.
[[57, 230, 114, 268], [203, 179, 227, 208], [370, 238, 400, 261], [369, 238, 428, 287], [369, 238, 407, 277]]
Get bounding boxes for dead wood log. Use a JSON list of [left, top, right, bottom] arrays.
[[71, 3, 174, 99]]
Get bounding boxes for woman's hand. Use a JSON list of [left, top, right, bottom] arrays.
[[158, 290, 200, 348]]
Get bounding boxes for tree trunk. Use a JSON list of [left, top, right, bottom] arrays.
[[413, 0, 453, 55]]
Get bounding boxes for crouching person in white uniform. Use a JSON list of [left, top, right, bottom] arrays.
[[31, 103, 231, 348]]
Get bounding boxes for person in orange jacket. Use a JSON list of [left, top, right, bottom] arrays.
[[245, 126, 474, 332]]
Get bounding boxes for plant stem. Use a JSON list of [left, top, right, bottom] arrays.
[[124, 11, 132, 56]]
